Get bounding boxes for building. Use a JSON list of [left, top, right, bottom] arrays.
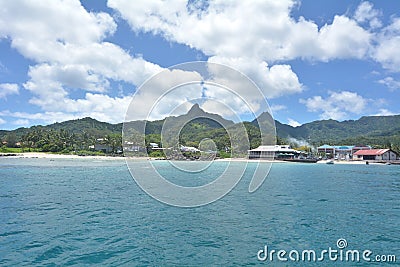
[[248, 145, 302, 159], [94, 143, 112, 153], [317, 144, 371, 159], [123, 141, 145, 152], [353, 149, 398, 161], [149, 143, 159, 149], [180, 145, 200, 153], [317, 144, 336, 156], [352, 145, 372, 154], [93, 138, 122, 153]]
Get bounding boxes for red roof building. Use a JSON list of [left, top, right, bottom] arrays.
[[353, 149, 398, 161]]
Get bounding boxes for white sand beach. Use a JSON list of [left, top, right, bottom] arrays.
[[1, 153, 396, 165], [0, 152, 126, 160]]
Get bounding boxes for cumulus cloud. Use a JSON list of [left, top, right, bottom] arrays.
[[270, 104, 287, 113], [208, 56, 303, 99], [0, 118, 6, 124], [372, 18, 400, 71], [371, 109, 396, 116], [378, 77, 400, 91], [287, 118, 301, 127], [0, 0, 162, 123], [0, 83, 19, 99], [1, 0, 399, 126], [0, 110, 78, 125], [13, 119, 30, 126], [107, 0, 381, 111], [316, 15, 371, 61], [125, 69, 204, 121], [109, 0, 372, 63], [106, 0, 400, 74], [300, 91, 368, 120], [354, 1, 382, 29]]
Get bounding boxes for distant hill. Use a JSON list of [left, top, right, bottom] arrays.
[[2, 117, 122, 140], [1, 106, 400, 151], [269, 115, 400, 146]]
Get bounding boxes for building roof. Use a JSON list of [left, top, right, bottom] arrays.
[[318, 144, 334, 149], [249, 145, 300, 153], [353, 149, 390, 156], [317, 144, 353, 149], [337, 146, 353, 150], [318, 145, 371, 150]]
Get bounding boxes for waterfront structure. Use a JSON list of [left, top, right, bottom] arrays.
[[248, 145, 302, 159], [317, 144, 371, 159], [353, 149, 398, 161]]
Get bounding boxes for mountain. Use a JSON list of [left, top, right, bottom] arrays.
[[261, 115, 400, 145], [123, 103, 234, 135], [1, 105, 400, 152]]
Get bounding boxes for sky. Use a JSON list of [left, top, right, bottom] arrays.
[[0, 0, 400, 130]]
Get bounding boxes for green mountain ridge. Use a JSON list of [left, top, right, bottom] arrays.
[[1, 106, 400, 152]]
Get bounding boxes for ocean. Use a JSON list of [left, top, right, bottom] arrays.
[[0, 158, 399, 266]]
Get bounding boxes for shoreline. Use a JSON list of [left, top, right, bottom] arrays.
[[0, 152, 126, 160], [1, 153, 397, 165]]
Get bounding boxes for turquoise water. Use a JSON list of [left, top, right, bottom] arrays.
[[0, 158, 399, 266]]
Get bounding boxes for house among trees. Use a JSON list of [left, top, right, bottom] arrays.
[[180, 145, 200, 153], [149, 143, 159, 149], [353, 149, 398, 161], [94, 136, 122, 154], [94, 138, 113, 153]]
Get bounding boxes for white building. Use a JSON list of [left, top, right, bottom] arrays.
[[149, 142, 159, 149], [180, 145, 200, 153], [353, 149, 398, 161], [248, 145, 301, 159]]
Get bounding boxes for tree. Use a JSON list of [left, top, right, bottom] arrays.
[[5, 133, 17, 148], [106, 133, 122, 154]]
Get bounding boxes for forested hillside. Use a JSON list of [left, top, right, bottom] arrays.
[[1, 106, 399, 154]]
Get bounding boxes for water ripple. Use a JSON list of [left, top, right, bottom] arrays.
[[0, 159, 399, 266]]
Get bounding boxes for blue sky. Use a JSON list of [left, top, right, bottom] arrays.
[[0, 0, 400, 130]]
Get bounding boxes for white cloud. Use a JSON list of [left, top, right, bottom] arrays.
[[107, 0, 383, 113], [109, 0, 372, 63], [0, 92, 132, 125], [13, 119, 30, 126], [0, 0, 117, 58], [0, 0, 399, 126], [0, 110, 78, 124], [371, 109, 396, 116], [0, 0, 163, 124], [0, 83, 19, 99], [378, 77, 400, 91], [208, 56, 303, 99], [125, 69, 204, 121], [287, 118, 301, 127], [372, 18, 400, 71], [106, 0, 400, 76], [0, 118, 6, 124], [200, 100, 236, 118], [316, 15, 371, 61], [270, 104, 287, 113], [300, 91, 368, 120], [354, 1, 382, 29]]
